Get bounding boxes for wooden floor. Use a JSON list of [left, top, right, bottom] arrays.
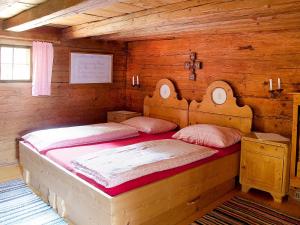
[[0, 165, 21, 183], [1, 166, 300, 225]]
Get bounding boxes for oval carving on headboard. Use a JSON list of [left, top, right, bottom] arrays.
[[144, 79, 189, 128], [189, 80, 253, 133]]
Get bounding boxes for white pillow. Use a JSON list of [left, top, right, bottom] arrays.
[[121, 116, 177, 134]]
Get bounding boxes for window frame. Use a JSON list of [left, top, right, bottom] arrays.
[[0, 44, 32, 83]]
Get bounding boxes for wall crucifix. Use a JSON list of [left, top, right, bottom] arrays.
[[184, 52, 202, 81]]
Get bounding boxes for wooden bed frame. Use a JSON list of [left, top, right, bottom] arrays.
[[19, 79, 253, 225]]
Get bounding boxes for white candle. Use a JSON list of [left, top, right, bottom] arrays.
[[269, 79, 273, 91], [136, 75, 139, 85], [278, 78, 281, 89], [132, 76, 135, 86]]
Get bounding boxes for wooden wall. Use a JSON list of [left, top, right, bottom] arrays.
[[0, 35, 127, 165], [1, 24, 300, 165], [125, 29, 300, 137]]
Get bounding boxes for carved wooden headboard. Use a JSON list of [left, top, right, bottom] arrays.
[[189, 80, 253, 133], [144, 79, 189, 128]]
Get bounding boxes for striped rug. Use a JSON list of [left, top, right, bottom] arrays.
[[0, 179, 67, 225], [192, 196, 300, 225]]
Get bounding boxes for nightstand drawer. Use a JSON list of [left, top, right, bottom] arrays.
[[242, 141, 284, 158]]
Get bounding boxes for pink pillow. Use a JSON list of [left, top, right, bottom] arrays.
[[172, 124, 242, 148], [121, 116, 177, 134]]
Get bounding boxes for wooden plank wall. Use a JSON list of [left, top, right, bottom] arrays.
[[0, 36, 127, 165], [125, 29, 300, 137]]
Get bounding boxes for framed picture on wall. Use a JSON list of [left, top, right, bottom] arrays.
[[70, 52, 113, 84]]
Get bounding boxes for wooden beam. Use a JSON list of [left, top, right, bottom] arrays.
[[3, 0, 120, 32], [63, 0, 300, 39], [0, 26, 61, 43], [95, 12, 300, 41]]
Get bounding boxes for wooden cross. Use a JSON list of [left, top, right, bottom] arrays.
[[184, 52, 202, 81]]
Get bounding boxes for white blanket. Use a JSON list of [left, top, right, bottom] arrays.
[[22, 122, 139, 152], [72, 139, 218, 188]]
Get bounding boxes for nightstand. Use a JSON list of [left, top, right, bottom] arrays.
[[107, 110, 142, 123], [240, 132, 290, 203]]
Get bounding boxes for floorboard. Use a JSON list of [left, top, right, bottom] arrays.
[[0, 165, 21, 183]]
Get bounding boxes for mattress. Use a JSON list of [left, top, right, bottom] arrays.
[[43, 131, 240, 196]]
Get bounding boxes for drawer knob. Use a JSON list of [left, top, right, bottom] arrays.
[[241, 165, 246, 169], [259, 145, 265, 150]]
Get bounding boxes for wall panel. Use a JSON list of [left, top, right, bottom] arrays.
[[125, 30, 300, 136], [0, 38, 127, 165]]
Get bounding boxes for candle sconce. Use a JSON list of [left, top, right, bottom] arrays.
[[268, 89, 283, 98], [131, 75, 140, 88], [132, 83, 141, 88], [265, 78, 283, 98]]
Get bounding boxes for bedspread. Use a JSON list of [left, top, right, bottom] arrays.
[[72, 139, 218, 188]]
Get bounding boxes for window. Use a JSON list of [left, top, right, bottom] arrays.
[[0, 45, 31, 81]]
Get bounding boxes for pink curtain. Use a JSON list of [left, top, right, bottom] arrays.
[[32, 41, 54, 96]]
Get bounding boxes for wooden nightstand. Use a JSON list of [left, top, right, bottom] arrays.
[[240, 133, 290, 203], [107, 110, 141, 123]]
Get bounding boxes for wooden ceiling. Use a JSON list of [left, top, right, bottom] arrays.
[[0, 0, 300, 41], [0, 0, 47, 19]]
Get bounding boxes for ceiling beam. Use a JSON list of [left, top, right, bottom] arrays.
[[62, 0, 211, 39], [62, 0, 300, 40], [0, 26, 61, 43], [94, 12, 300, 41], [3, 0, 120, 32]]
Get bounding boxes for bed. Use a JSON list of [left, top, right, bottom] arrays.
[[19, 79, 253, 225]]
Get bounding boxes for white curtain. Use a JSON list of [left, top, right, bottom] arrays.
[[32, 41, 54, 96]]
